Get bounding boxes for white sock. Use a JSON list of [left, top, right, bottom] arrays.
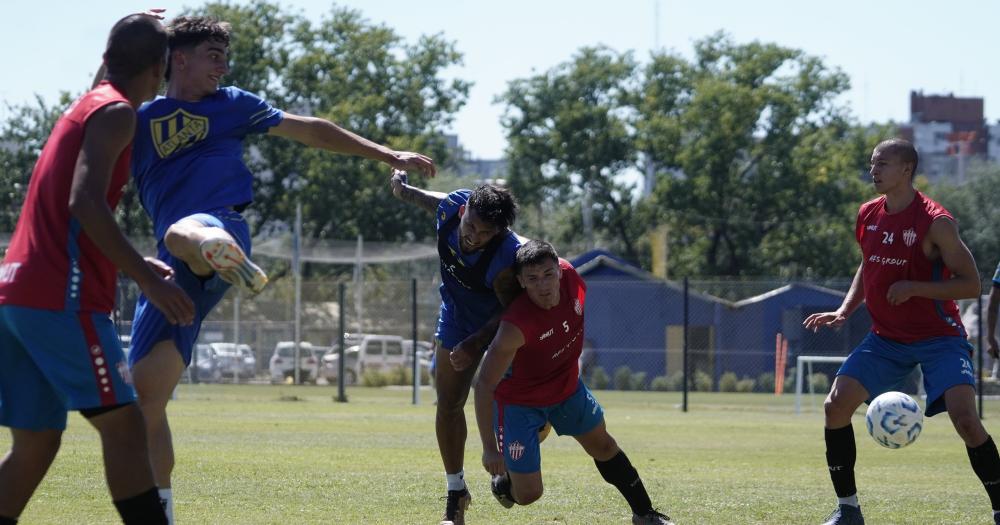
[[446, 471, 466, 492], [158, 488, 174, 525], [838, 494, 859, 508]]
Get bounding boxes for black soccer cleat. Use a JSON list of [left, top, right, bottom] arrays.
[[439, 488, 471, 525], [821, 504, 864, 525], [632, 509, 675, 525], [490, 473, 516, 509]]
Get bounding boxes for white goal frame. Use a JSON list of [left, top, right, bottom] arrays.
[[794, 355, 846, 414]]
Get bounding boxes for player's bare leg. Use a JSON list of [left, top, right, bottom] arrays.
[[86, 404, 158, 499], [946, 384, 1000, 524], [434, 344, 480, 525], [163, 220, 267, 294], [0, 428, 61, 519], [132, 339, 186, 523]]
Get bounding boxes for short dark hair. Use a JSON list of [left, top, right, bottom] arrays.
[[514, 240, 559, 276], [875, 138, 919, 178], [165, 16, 231, 80], [103, 14, 168, 79], [467, 184, 517, 230]]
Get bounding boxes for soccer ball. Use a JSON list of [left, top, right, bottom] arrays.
[[865, 391, 923, 449]]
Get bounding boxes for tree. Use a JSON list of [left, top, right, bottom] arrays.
[[932, 161, 1000, 280], [189, 1, 470, 245], [498, 46, 642, 259], [638, 33, 876, 277]]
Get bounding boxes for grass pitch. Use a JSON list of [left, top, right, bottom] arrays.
[[2, 385, 996, 524]]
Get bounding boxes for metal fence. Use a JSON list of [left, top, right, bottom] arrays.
[[113, 274, 1000, 411]]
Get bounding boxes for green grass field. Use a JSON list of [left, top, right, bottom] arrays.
[[2, 385, 997, 524]]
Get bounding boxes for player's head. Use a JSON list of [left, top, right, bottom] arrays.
[[102, 14, 169, 101], [457, 184, 517, 253], [870, 138, 918, 194], [514, 240, 562, 310], [165, 16, 231, 96]]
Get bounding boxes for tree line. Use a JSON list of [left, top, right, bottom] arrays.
[[1, 0, 997, 280]]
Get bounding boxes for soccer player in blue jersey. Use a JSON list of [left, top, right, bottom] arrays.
[[390, 170, 523, 525], [122, 17, 436, 522]]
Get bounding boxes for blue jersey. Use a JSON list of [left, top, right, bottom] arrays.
[[436, 190, 522, 335], [993, 259, 1000, 287], [131, 87, 283, 239]]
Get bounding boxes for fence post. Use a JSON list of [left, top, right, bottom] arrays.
[[979, 294, 984, 419], [683, 277, 689, 413], [412, 278, 419, 405], [336, 281, 348, 402]]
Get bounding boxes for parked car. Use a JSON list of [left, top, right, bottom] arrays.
[[321, 334, 432, 384], [189, 343, 224, 383], [269, 341, 320, 384], [211, 342, 256, 380]]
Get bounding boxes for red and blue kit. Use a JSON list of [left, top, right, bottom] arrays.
[[497, 259, 586, 406], [0, 82, 136, 431], [856, 191, 965, 343], [0, 81, 132, 313]]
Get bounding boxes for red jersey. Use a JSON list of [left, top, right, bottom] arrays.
[[0, 82, 132, 313], [856, 191, 965, 342], [496, 259, 586, 406]]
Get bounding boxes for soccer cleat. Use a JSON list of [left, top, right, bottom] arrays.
[[632, 509, 675, 525], [199, 237, 268, 294], [490, 473, 516, 509], [994, 512, 1000, 525], [439, 488, 471, 525], [821, 504, 864, 525]]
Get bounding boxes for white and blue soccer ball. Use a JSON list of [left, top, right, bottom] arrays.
[[865, 391, 923, 449]]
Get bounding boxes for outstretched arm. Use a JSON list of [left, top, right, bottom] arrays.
[[389, 170, 447, 214], [269, 113, 436, 177], [885, 217, 980, 305], [474, 321, 524, 476], [803, 262, 864, 332]]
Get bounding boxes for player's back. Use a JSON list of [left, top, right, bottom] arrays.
[[0, 82, 133, 313]]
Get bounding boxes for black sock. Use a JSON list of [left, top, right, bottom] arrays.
[[595, 450, 653, 516], [0, 516, 17, 525], [825, 424, 857, 498], [967, 435, 1000, 510], [113, 487, 167, 525]]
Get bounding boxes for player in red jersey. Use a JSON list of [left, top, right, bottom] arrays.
[[804, 139, 1000, 525], [473, 240, 673, 525], [0, 14, 194, 525]]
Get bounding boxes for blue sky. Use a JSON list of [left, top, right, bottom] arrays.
[[2, 1, 997, 159]]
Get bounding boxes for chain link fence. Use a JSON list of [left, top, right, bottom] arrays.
[[113, 273, 1000, 411]]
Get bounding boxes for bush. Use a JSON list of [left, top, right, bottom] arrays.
[[630, 371, 648, 391], [614, 366, 634, 391], [756, 372, 775, 393], [718, 372, 739, 392], [736, 377, 756, 393], [650, 375, 672, 391], [362, 369, 388, 387], [694, 370, 713, 392], [809, 372, 830, 393], [588, 367, 609, 390]]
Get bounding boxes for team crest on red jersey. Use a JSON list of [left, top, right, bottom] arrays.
[[150, 108, 209, 158], [902, 227, 916, 247], [573, 298, 582, 316], [508, 440, 525, 461]]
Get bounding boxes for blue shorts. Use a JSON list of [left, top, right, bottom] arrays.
[[435, 306, 476, 351], [129, 209, 250, 367], [838, 332, 975, 417], [494, 380, 605, 474], [0, 306, 136, 431]]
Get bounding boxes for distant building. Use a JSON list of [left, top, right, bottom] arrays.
[[897, 91, 988, 183], [443, 134, 508, 179]]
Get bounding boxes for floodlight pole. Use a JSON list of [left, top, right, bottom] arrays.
[[682, 277, 689, 413], [336, 281, 347, 402], [412, 278, 419, 405]]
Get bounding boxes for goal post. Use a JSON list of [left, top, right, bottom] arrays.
[[794, 355, 847, 414]]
